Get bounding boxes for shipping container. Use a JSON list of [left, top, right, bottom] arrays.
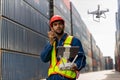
[[99, 51, 104, 70], [0, 18, 48, 55], [0, 50, 49, 80], [53, 0, 71, 22], [115, 10, 120, 72], [0, 0, 50, 79], [2, 0, 49, 36], [104, 56, 113, 70], [70, 2, 95, 72], [23, 0, 49, 18]]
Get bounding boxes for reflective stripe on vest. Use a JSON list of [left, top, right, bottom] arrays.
[[48, 35, 76, 79]]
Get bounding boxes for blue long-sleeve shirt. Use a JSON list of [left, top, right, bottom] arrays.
[[40, 33, 86, 80]]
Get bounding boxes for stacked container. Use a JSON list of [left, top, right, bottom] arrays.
[[70, 2, 93, 72], [90, 35, 96, 71], [104, 56, 113, 70], [99, 51, 104, 70], [115, 10, 120, 72], [0, 0, 49, 79]]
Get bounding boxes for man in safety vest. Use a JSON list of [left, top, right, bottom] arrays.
[[41, 15, 86, 80]]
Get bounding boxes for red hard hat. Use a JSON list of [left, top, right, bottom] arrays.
[[50, 15, 64, 27]]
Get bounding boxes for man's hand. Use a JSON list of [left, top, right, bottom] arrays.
[[48, 31, 57, 45], [71, 63, 77, 70]]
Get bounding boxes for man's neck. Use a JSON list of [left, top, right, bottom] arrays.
[[57, 33, 64, 41]]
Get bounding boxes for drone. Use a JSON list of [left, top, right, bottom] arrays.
[[88, 5, 109, 22]]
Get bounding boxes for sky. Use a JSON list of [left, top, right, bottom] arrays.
[[70, 0, 118, 62]]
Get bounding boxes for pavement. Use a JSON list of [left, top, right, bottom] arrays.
[[77, 69, 120, 80]]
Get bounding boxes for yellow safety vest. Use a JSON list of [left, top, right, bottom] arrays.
[[48, 36, 77, 79]]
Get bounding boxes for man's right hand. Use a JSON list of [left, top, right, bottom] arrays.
[[48, 31, 57, 45]]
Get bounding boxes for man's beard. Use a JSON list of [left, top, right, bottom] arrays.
[[55, 30, 64, 35]]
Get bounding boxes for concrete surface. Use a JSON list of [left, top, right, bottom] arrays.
[[77, 69, 120, 80]]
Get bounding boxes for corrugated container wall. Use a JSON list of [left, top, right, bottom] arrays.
[[101, 53, 105, 70], [70, 2, 92, 72], [96, 46, 101, 71], [70, 2, 82, 38], [118, 0, 120, 30], [99, 51, 104, 70], [0, 0, 49, 79], [115, 9, 120, 71], [115, 31, 120, 71], [90, 35, 98, 71]]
